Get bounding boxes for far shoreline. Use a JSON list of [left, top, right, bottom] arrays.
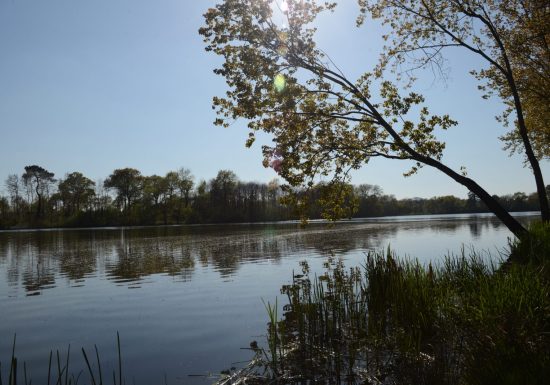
[[0, 211, 540, 233]]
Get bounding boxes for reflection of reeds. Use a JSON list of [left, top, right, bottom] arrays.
[[1, 333, 124, 385], [254, 223, 550, 384]]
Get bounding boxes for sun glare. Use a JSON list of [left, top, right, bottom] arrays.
[[280, 1, 289, 13]]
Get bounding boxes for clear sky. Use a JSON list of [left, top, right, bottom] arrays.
[[0, 0, 548, 199]]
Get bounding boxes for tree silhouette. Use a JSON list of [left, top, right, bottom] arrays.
[[104, 168, 143, 213], [22, 165, 55, 218], [58, 172, 96, 215]]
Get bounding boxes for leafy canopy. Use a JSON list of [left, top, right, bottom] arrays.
[[200, 0, 457, 218], [200, 0, 545, 235], [358, 0, 549, 160]]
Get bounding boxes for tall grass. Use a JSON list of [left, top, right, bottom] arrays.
[[508, 220, 550, 266], [0, 333, 124, 385], [260, 222, 550, 384]]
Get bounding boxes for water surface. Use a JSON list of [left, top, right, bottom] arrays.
[[0, 213, 537, 384]]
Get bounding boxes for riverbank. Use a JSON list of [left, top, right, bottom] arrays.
[[0, 210, 540, 232]]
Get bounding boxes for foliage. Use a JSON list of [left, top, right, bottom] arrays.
[[0, 196, 9, 229], [0, 165, 545, 229], [357, 0, 550, 217], [57, 172, 96, 215], [22, 165, 56, 219], [508, 220, 550, 266], [0, 165, 294, 228], [199, 0, 548, 236], [495, 1, 550, 160], [104, 168, 143, 212]]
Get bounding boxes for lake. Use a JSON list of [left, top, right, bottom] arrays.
[[0, 213, 538, 384]]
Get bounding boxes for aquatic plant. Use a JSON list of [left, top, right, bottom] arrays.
[[247, 223, 550, 384], [0, 333, 124, 385]]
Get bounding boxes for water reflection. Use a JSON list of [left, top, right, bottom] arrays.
[[0, 213, 537, 295], [108, 237, 195, 282], [23, 263, 55, 295], [469, 221, 481, 238]]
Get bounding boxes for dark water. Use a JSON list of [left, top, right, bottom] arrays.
[[0, 213, 537, 384]]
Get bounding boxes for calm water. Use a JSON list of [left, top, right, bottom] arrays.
[[0, 213, 537, 384]]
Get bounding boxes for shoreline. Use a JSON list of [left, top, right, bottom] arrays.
[[0, 210, 540, 233]]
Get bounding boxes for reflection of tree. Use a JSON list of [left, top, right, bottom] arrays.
[[1, 233, 27, 287], [469, 222, 481, 239], [187, 223, 401, 276], [1, 230, 105, 293], [58, 246, 96, 280], [283, 223, 400, 257], [106, 237, 195, 282], [55, 233, 100, 280], [191, 228, 289, 276], [0, 215, 535, 293], [22, 261, 55, 293], [15, 232, 57, 293], [20, 232, 57, 292], [464, 217, 507, 239], [0, 234, 9, 263]]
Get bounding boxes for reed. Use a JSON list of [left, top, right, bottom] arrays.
[[261, 223, 550, 384], [0, 333, 124, 385], [262, 298, 282, 374]]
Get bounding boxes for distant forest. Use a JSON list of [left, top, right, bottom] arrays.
[[0, 165, 546, 229]]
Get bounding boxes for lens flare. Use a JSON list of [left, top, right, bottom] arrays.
[[274, 74, 286, 92], [281, 1, 289, 13]]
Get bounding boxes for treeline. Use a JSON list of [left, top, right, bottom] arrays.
[[350, 184, 547, 218], [0, 166, 291, 228], [0, 165, 545, 229]]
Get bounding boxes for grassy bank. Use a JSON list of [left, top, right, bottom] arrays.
[[240, 223, 550, 384]]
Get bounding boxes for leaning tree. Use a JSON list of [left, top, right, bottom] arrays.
[[358, 0, 549, 220], [200, 0, 549, 237]]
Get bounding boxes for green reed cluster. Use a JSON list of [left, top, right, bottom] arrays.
[[0, 333, 124, 385], [263, 222, 550, 384]]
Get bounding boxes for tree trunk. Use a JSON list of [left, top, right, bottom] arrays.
[[35, 184, 42, 219], [508, 83, 549, 222], [497, 39, 549, 222], [370, 106, 529, 238], [416, 154, 527, 237]]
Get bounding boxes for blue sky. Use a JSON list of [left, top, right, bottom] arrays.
[[0, 0, 547, 199]]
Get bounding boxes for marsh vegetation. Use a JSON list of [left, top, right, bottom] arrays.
[[225, 223, 550, 384]]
